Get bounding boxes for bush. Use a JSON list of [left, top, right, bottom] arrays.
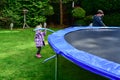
[[72, 7, 86, 19], [72, 7, 86, 26]]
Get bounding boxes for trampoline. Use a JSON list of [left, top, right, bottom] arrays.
[[47, 26, 120, 79]]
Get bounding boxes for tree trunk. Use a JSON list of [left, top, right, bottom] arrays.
[[59, 0, 63, 25]]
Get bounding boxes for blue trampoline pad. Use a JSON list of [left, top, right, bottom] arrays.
[[48, 27, 120, 79]]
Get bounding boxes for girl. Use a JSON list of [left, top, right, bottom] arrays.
[[34, 24, 46, 58]]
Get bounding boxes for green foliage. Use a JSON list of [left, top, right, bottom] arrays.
[[84, 15, 93, 25], [24, 1, 54, 26], [72, 7, 86, 19], [72, 7, 86, 25], [1, 0, 20, 28], [49, 0, 77, 3], [74, 19, 86, 26], [0, 0, 7, 11], [104, 13, 120, 26], [2, 8, 21, 23], [1, 0, 54, 28], [81, 0, 120, 14], [73, 15, 93, 26]]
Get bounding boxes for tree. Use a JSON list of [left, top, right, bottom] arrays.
[[59, 0, 63, 25], [0, 0, 7, 11], [49, 0, 78, 25], [1, 0, 54, 28], [23, 1, 54, 26], [81, 0, 120, 14]]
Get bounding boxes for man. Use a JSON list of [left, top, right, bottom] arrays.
[[93, 10, 106, 26]]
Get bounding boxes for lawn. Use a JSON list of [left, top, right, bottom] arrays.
[[0, 28, 108, 80]]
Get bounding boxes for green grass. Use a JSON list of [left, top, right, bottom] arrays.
[[0, 28, 109, 80]]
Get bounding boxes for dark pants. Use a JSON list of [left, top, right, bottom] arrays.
[[37, 47, 41, 54]]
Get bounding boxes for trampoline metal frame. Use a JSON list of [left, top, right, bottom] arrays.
[[43, 54, 58, 80]]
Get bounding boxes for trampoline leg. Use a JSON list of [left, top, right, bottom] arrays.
[[42, 54, 58, 80], [55, 54, 58, 80], [42, 55, 56, 63]]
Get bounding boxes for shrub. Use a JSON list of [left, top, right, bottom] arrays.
[[72, 7, 86, 26], [72, 7, 86, 19]]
